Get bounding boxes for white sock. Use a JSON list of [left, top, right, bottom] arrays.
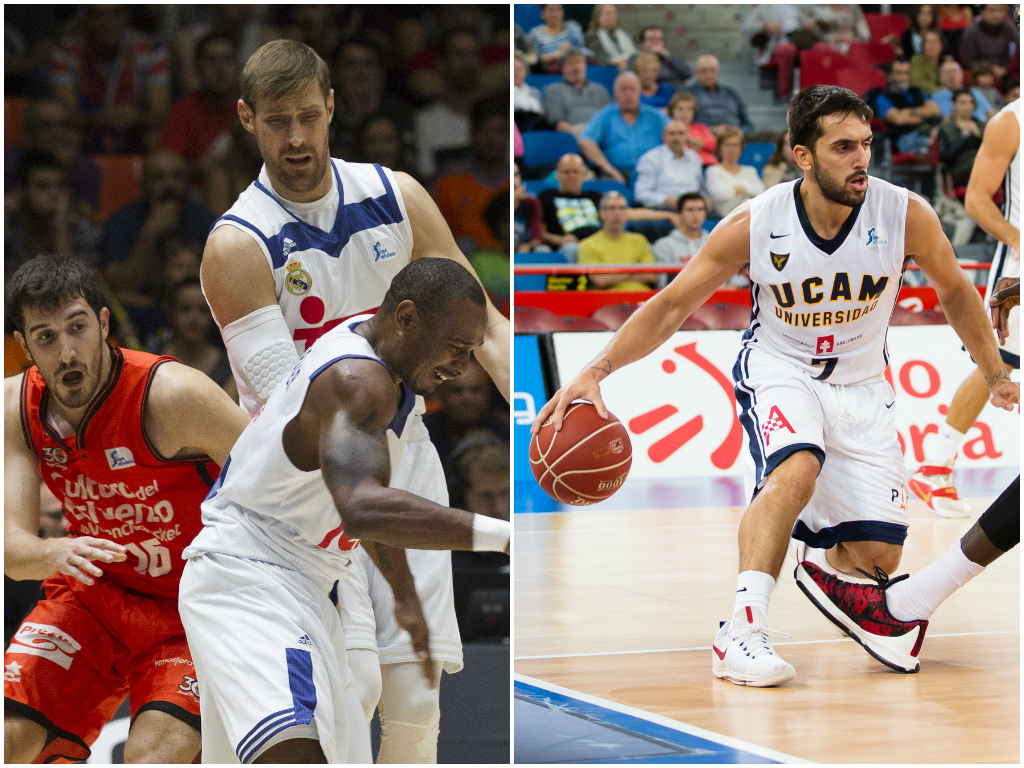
[[886, 540, 985, 621], [733, 570, 776, 619], [929, 423, 967, 466]]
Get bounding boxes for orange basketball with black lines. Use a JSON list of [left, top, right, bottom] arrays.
[[529, 402, 632, 505]]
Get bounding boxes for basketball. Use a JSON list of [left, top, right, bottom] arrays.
[[529, 402, 632, 505]]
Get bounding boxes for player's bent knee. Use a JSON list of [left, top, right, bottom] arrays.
[[837, 541, 902, 575], [377, 720, 440, 764], [770, 450, 820, 501], [253, 737, 326, 764], [376, 662, 442, 764], [4, 713, 48, 764], [123, 710, 201, 764]]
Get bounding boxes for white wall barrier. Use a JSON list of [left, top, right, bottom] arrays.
[[552, 327, 1019, 479]]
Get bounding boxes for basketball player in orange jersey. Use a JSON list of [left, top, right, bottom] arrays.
[[3, 257, 250, 763], [535, 86, 1019, 686]]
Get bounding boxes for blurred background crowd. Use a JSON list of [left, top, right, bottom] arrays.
[[514, 3, 1018, 291], [4, 3, 510, 648]]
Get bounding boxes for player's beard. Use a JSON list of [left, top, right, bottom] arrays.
[[45, 344, 106, 410], [810, 154, 867, 208], [263, 140, 331, 197]]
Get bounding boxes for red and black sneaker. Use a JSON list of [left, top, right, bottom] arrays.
[[795, 560, 928, 673]]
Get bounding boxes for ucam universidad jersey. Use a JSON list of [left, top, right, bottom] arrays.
[[183, 316, 418, 585], [744, 176, 908, 385], [212, 158, 414, 354]]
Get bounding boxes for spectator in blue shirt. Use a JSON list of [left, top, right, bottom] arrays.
[[876, 58, 942, 154], [634, 52, 675, 109], [685, 55, 755, 135], [527, 4, 590, 73], [578, 71, 671, 183], [931, 60, 995, 122]]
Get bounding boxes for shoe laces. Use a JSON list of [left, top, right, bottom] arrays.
[[854, 564, 910, 591], [728, 622, 791, 658]]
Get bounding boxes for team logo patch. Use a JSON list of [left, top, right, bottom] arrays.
[[865, 226, 888, 247], [286, 267, 313, 296], [761, 406, 796, 446], [105, 447, 135, 470], [770, 252, 790, 271], [815, 335, 835, 355], [373, 240, 397, 262], [178, 674, 200, 702], [5, 661, 22, 682], [42, 446, 68, 467]]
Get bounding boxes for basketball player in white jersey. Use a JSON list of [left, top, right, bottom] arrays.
[[910, 97, 1019, 517], [199, 41, 510, 761], [533, 85, 1019, 687], [179, 259, 511, 764]]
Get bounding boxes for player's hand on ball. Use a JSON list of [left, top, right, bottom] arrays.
[[44, 536, 127, 586], [989, 277, 1020, 346], [393, 592, 436, 688], [531, 368, 609, 434]]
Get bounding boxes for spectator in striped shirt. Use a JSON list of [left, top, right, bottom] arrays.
[[527, 4, 591, 73]]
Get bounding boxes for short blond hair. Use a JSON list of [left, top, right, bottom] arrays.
[[633, 51, 661, 74], [667, 90, 697, 118], [240, 40, 331, 112], [715, 125, 745, 160]]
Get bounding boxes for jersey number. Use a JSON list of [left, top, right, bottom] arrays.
[[124, 538, 172, 578], [811, 357, 838, 381]]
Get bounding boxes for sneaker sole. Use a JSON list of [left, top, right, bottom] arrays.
[[712, 654, 796, 687], [794, 563, 921, 674], [932, 498, 973, 518]]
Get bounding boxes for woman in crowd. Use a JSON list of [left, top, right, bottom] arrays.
[[585, 4, 636, 71], [910, 29, 952, 93], [901, 4, 939, 59], [634, 52, 674, 109], [705, 126, 765, 217], [667, 92, 717, 165], [160, 277, 237, 401], [937, 88, 985, 190], [762, 131, 800, 188], [937, 4, 973, 58], [527, 4, 588, 73]]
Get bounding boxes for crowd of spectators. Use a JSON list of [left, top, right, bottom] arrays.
[[5, 3, 511, 641], [516, 3, 1018, 288]]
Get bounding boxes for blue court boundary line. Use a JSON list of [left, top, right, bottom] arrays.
[[514, 674, 813, 764]]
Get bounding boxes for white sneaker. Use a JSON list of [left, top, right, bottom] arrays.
[[909, 464, 973, 518], [711, 606, 796, 687]]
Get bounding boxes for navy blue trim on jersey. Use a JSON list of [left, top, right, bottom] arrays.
[[764, 442, 825, 480], [236, 708, 294, 763], [204, 455, 230, 501], [285, 648, 317, 724], [733, 348, 766, 488], [793, 178, 862, 255], [792, 519, 908, 547], [224, 161, 405, 269], [999, 348, 1020, 369], [388, 384, 416, 438], [309, 354, 391, 381], [882, 271, 906, 367]]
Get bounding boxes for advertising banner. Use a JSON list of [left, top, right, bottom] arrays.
[[513, 334, 547, 482], [552, 327, 1019, 479]]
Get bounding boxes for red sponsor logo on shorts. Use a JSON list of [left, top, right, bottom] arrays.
[[761, 406, 796, 446], [8, 623, 82, 670]]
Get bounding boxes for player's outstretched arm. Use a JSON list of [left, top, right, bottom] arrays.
[[532, 204, 752, 433], [908, 193, 1019, 410], [4, 376, 127, 583], [143, 361, 251, 466], [201, 225, 299, 416], [396, 173, 511, 403], [304, 359, 510, 553], [964, 108, 1020, 255]]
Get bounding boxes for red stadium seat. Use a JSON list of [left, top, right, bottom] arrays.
[[864, 13, 908, 44], [679, 315, 709, 331], [540, 315, 611, 331], [847, 41, 896, 70], [799, 46, 853, 90], [891, 305, 947, 325], [5, 97, 26, 147], [689, 302, 751, 330], [92, 154, 143, 221], [835, 68, 888, 97], [590, 302, 639, 330], [514, 305, 559, 333]]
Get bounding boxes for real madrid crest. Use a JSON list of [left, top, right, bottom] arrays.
[[285, 260, 313, 296]]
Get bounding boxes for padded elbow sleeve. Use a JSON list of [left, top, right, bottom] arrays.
[[222, 304, 299, 417]]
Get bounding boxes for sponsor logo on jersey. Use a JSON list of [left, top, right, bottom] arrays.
[[105, 447, 135, 470], [865, 226, 888, 247], [770, 251, 790, 271], [761, 405, 796, 446], [286, 267, 313, 296], [179, 673, 200, 701], [815, 335, 835, 355], [373, 241, 397, 262], [8, 623, 82, 670], [42, 446, 69, 468], [283, 237, 298, 258], [5, 661, 23, 682], [298, 634, 314, 646]]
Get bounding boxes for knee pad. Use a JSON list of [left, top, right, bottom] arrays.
[[978, 476, 1020, 552], [376, 720, 440, 764], [346, 648, 383, 723], [376, 661, 442, 764]]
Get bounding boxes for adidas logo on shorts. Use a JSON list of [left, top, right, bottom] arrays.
[[298, 634, 313, 646]]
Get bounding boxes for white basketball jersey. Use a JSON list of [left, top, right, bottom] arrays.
[[1000, 100, 1019, 235], [184, 317, 418, 584], [213, 159, 414, 356], [745, 177, 908, 384]]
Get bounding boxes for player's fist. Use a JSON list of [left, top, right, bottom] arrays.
[[531, 367, 609, 435], [393, 592, 436, 688], [989, 379, 1020, 412], [44, 536, 127, 586]]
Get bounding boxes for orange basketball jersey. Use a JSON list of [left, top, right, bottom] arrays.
[[20, 346, 219, 598]]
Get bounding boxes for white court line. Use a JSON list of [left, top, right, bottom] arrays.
[[515, 672, 814, 764], [514, 629, 1020, 660]]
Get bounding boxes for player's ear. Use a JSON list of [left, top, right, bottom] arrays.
[[394, 300, 417, 335], [238, 99, 256, 135], [792, 144, 814, 173], [13, 331, 33, 363], [326, 89, 335, 125], [98, 307, 110, 343]]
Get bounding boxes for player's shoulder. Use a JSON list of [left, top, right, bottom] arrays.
[[5, 373, 25, 418], [307, 354, 400, 432], [145, 361, 223, 416], [983, 103, 1021, 142]]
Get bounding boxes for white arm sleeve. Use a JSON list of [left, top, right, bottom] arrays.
[[221, 304, 299, 417]]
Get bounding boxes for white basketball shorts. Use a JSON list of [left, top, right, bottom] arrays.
[[337, 432, 464, 672], [733, 345, 910, 547], [986, 244, 1019, 366], [179, 553, 366, 763]]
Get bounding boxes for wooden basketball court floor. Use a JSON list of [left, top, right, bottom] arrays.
[[514, 474, 1020, 764]]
